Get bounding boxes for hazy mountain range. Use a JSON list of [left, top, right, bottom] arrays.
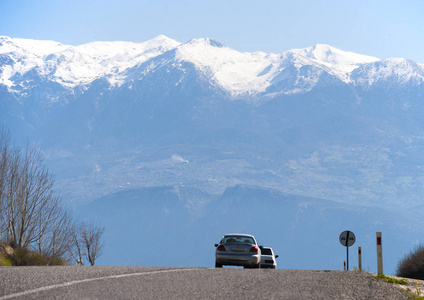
[[78, 184, 420, 274], [2, 35, 424, 273]]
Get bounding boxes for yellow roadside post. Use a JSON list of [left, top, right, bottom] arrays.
[[376, 232, 383, 275]]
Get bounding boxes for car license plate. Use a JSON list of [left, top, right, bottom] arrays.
[[232, 248, 244, 252]]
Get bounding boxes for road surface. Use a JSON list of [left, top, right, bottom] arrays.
[[0, 266, 409, 299]]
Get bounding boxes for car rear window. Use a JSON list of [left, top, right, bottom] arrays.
[[222, 236, 255, 245], [261, 248, 272, 255]]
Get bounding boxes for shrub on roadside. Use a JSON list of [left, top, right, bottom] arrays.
[[0, 256, 12, 266], [47, 257, 68, 266], [0, 243, 13, 266], [8, 247, 36, 266], [397, 244, 424, 280], [7, 247, 69, 266]]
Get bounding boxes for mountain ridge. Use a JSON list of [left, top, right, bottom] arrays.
[[3, 35, 424, 273], [2, 35, 423, 102], [2, 35, 424, 212], [78, 183, 422, 274]]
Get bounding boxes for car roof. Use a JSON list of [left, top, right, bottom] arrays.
[[223, 233, 255, 238], [261, 247, 272, 250]]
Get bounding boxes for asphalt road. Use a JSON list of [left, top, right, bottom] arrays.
[[0, 266, 409, 299]]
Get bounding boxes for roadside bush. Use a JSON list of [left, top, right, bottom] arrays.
[[0, 256, 12, 266], [26, 252, 45, 266], [8, 247, 36, 266], [397, 244, 424, 280], [46, 256, 68, 266], [0, 242, 13, 266], [8, 247, 45, 266], [7, 246, 68, 266]]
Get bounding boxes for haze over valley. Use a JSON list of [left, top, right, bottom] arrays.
[[2, 35, 424, 274]]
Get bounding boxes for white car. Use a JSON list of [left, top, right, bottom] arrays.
[[215, 233, 261, 268], [260, 247, 278, 269]]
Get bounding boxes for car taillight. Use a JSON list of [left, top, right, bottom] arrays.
[[249, 246, 259, 253], [217, 245, 226, 251]]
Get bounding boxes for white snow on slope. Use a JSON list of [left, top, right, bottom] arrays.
[[174, 40, 381, 96], [2, 35, 424, 99], [0, 36, 67, 56], [0, 35, 181, 89], [292, 44, 379, 67], [175, 38, 280, 95], [284, 44, 380, 84], [352, 57, 424, 86], [76, 35, 181, 75]]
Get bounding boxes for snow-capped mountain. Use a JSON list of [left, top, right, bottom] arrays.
[[3, 35, 423, 101], [3, 35, 424, 272], [0, 35, 180, 91], [352, 57, 424, 87], [2, 35, 424, 211]]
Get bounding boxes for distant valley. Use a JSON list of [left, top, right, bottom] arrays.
[[1, 35, 424, 273], [78, 184, 422, 274]]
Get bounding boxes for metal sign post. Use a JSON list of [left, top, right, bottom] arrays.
[[339, 230, 356, 271], [358, 247, 362, 271]]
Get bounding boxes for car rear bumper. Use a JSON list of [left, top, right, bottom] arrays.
[[216, 253, 260, 266], [260, 263, 276, 269]]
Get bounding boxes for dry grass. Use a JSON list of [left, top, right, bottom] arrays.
[[0, 242, 67, 266]]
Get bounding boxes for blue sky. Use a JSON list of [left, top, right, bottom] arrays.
[[1, 0, 424, 62]]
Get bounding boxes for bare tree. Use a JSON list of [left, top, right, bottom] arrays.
[[8, 144, 56, 248], [0, 130, 64, 251], [0, 131, 21, 245], [1, 130, 106, 266], [67, 222, 85, 265], [81, 222, 105, 266], [33, 204, 74, 263], [0, 128, 11, 241]]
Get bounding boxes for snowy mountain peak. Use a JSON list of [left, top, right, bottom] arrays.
[[139, 35, 181, 52], [149, 35, 180, 45], [0, 36, 67, 56], [352, 57, 424, 86], [291, 44, 379, 66], [1, 35, 424, 100], [174, 38, 280, 96], [184, 38, 225, 48], [0, 35, 182, 90]]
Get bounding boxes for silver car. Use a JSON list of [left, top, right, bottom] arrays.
[[260, 247, 278, 269], [215, 233, 261, 268]]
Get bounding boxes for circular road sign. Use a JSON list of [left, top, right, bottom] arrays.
[[339, 230, 356, 247]]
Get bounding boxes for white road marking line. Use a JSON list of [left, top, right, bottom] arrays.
[[0, 268, 197, 299]]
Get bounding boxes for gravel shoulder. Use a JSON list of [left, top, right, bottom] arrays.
[[0, 267, 412, 299]]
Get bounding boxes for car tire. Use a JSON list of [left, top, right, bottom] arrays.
[[254, 263, 260, 269], [215, 262, 222, 268]]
